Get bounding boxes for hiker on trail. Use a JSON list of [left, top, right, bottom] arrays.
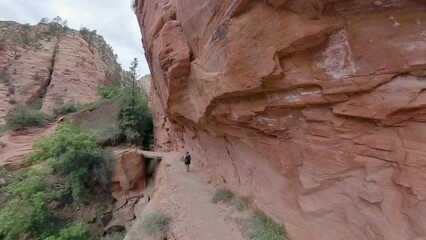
[[184, 151, 191, 172]]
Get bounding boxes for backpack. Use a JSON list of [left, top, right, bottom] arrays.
[[184, 154, 191, 163]]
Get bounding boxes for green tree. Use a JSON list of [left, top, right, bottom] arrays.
[[118, 58, 153, 146], [129, 57, 139, 111], [39, 17, 49, 24], [52, 16, 62, 24]]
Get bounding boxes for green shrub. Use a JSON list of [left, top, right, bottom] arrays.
[[1, 122, 113, 239], [0, 124, 8, 135], [44, 222, 91, 240], [30, 96, 44, 110], [140, 212, 169, 235], [92, 148, 115, 191], [6, 106, 48, 130], [94, 123, 122, 146], [233, 197, 250, 212], [0, 169, 57, 239], [97, 86, 121, 100], [54, 103, 77, 116], [30, 123, 112, 202], [212, 188, 234, 204], [2, 124, 113, 238], [7, 171, 47, 199], [32, 123, 99, 160], [0, 201, 32, 240], [247, 212, 286, 240]]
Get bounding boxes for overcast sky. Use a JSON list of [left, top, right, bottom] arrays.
[[0, 0, 150, 76]]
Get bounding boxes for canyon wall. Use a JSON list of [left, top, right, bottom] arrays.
[[136, 1, 426, 239], [0, 21, 121, 122]]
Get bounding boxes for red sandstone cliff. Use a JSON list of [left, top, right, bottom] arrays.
[[0, 20, 122, 172], [0, 21, 121, 122], [136, 1, 426, 239]]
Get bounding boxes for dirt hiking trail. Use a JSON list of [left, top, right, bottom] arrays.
[[125, 151, 248, 240]]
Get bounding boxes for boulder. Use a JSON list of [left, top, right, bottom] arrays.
[[111, 149, 147, 192], [69, 100, 120, 144], [105, 205, 135, 231]]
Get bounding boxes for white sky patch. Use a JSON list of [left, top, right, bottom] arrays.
[[0, 0, 150, 76]]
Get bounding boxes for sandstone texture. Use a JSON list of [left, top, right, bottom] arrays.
[[136, 0, 426, 239], [139, 74, 152, 96], [70, 100, 120, 144], [0, 121, 58, 171], [112, 149, 148, 192], [107, 149, 155, 232], [0, 21, 120, 122]]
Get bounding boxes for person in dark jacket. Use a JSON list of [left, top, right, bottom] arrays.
[[184, 151, 191, 172]]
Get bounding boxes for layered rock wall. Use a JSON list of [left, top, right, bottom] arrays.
[[136, 1, 426, 239], [0, 21, 120, 122]]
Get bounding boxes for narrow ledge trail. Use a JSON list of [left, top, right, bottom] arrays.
[[124, 151, 248, 240]]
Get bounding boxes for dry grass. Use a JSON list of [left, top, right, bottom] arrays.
[[212, 188, 234, 204], [233, 196, 250, 212], [247, 212, 286, 240], [140, 211, 170, 235]]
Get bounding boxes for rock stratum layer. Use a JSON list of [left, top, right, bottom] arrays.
[[136, 1, 426, 239], [0, 21, 121, 122]]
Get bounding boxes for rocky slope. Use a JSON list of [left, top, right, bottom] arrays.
[[0, 21, 121, 121], [139, 74, 152, 96], [0, 121, 58, 171], [135, 1, 426, 239], [0, 19, 122, 175]]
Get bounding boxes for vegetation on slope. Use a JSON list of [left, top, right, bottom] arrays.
[[140, 212, 170, 236], [0, 14, 152, 239], [6, 106, 49, 130], [247, 212, 286, 240], [0, 56, 153, 239], [212, 188, 234, 204], [0, 124, 111, 239], [211, 188, 286, 240], [63, 58, 153, 148], [54, 103, 78, 116]]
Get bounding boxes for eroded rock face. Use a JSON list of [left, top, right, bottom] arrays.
[[70, 100, 120, 144], [111, 149, 147, 192], [108, 149, 148, 231], [0, 21, 120, 122], [136, 1, 426, 239], [0, 122, 58, 171]]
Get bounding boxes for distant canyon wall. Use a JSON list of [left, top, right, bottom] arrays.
[[136, 1, 426, 239], [0, 21, 120, 122]]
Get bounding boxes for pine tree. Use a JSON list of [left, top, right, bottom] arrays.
[[118, 58, 152, 146]]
